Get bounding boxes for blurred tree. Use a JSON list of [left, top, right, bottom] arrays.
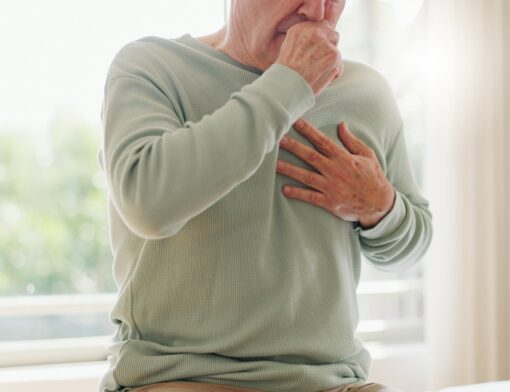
[[0, 111, 115, 296]]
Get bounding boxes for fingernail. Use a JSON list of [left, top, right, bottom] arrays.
[[295, 119, 304, 128], [280, 135, 289, 144]]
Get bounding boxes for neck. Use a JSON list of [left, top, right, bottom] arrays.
[[198, 25, 266, 72]]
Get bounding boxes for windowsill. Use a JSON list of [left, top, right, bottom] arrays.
[[0, 342, 429, 392], [0, 360, 107, 392]]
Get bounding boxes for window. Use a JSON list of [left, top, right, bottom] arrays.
[[340, 0, 428, 344], [0, 0, 428, 367]]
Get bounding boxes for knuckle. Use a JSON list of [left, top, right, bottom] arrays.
[[326, 48, 338, 62], [336, 53, 343, 66], [305, 151, 319, 162], [317, 136, 331, 151], [336, 65, 344, 78], [363, 146, 375, 158], [353, 158, 362, 168], [321, 50, 336, 64], [310, 192, 322, 205], [305, 172, 316, 185], [332, 31, 340, 45], [327, 48, 339, 61], [327, 44, 337, 54]]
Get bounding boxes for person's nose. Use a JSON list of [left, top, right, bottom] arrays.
[[297, 0, 326, 23]]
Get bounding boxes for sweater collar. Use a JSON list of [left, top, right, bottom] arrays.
[[176, 33, 264, 75]]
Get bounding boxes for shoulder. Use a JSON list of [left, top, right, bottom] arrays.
[[341, 59, 389, 84], [311, 59, 404, 158], [334, 59, 400, 110], [105, 35, 189, 81], [325, 58, 403, 132]]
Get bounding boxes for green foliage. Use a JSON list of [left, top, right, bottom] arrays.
[[0, 112, 116, 296]]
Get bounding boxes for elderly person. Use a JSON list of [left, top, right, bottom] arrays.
[[97, 0, 432, 391]]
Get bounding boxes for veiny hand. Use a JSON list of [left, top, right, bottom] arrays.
[[275, 20, 343, 97], [276, 119, 396, 229]]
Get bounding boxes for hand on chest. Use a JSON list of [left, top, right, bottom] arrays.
[[275, 118, 395, 227]]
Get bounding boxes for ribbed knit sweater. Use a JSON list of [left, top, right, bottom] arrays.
[[97, 33, 433, 392]]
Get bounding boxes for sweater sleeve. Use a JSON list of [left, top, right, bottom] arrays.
[[354, 122, 433, 272], [99, 63, 316, 240]]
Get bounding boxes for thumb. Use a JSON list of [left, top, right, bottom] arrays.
[[337, 122, 372, 158]]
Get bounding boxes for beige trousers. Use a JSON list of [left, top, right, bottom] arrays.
[[129, 380, 403, 392]]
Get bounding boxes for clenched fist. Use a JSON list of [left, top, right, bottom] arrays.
[[275, 20, 343, 97]]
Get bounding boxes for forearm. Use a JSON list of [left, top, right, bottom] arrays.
[[354, 124, 433, 272], [102, 64, 315, 239]]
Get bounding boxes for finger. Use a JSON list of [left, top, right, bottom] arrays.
[[281, 185, 328, 209], [325, 0, 345, 29], [279, 134, 330, 172], [313, 47, 342, 89], [335, 61, 344, 79], [313, 21, 339, 45], [332, 68, 341, 82], [325, 29, 340, 46], [337, 122, 375, 158], [329, 65, 343, 84], [276, 159, 329, 192], [292, 119, 346, 159], [314, 65, 338, 94], [322, 27, 340, 47]]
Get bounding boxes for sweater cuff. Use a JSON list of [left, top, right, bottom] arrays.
[[354, 190, 406, 239], [255, 63, 316, 124]]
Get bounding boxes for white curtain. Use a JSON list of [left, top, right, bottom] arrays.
[[423, 0, 510, 390]]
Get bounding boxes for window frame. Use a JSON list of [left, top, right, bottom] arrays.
[[0, 279, 424, 367]]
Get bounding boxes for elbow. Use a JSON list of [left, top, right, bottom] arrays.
[[107, 144, 187, 240], [115, 198, 187, 240], [404, 206, 433, 267], [386, 222, 432, 272], [110, 172, 187, 240], [135, 222, 186, 241]]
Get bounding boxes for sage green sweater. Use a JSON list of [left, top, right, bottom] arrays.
[[97, 33, 432, 392]]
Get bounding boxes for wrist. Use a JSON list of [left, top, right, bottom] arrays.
[[358, 186, 396, 229]]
